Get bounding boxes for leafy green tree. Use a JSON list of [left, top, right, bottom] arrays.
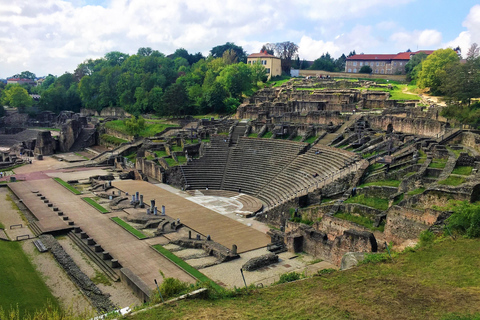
[[3, 86, 33, 111], [260, 44, 275, 55], [18, 71, 36, 79], [359, 65, 372, 74], [41, 74, 56, 89], [440, 53, 480, 106], [203, 82, 228, 113], [38, 86, 66, 113], [334, 54, 347, 71], [217, 63, 253, 99], [210, 42, 247, 63], [417, 48, 459, 94], [310, 53, 335, 71], [0, 105, 5, 117], [405, 52, 427, 82], [159, 82, 191, 116], [124, 115, 145, 136]]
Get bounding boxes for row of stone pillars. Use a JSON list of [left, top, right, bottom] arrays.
[[75, 227, 120, 268]]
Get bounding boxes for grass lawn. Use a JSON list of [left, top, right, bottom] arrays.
[[248, 133, 258, 138], [334, 212, 384, 232], [262, 132, 273, 139], [344, 194, 389, 211], [177, 155, 187, 164], [128, 238, 480, 320], [100, 134, 129, 145], [429, 159, 448, 169], [305, 136, 317, 144], [358, 180, 401, 188], [105, 119, 177, 138], [111, 217, 147, 239], [0, 241, 60, 318], [407, 187, 426, 196], [451, 166, 473, 176], [170, 145, 183, 152], [81, 197, 109, 213], [164, 157, 178, 167], [53, 177, 81, 195], [154, 150, 168, 158], [152, 244, 222, 292], [292, 136, 303, 141], [438, 175, 466, 186]]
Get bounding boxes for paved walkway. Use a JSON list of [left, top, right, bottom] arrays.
[[113, 180, 271, 253], [0, 187, 34, 240], [10, 179, 195, 288]]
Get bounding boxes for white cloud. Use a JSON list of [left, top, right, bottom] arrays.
[[0, 0, 466, 77], [445, 5, 480, 54], [390, 29, 442, 50]]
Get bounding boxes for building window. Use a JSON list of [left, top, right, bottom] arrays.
[[376, 62, 379, 66], [393, 61, 397, 66], [353, 68, 357, 73], [353, 61, 357, 66], [265, 68, 270, 74], [400, 62, 403, 66], [381, 62, 385, 66], [381, 69, 384, 74], [360, 62, 363, 66], [365, 62, 368, 66], [348, 68, 352, 73], [261, 60, 267, 65], [375, 69, 378, 73]]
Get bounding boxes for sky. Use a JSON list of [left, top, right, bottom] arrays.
[[1, 0, 480, 78]]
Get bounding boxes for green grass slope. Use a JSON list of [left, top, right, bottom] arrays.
[[126, 238, 480, 320], [0, 241, 59, 318]]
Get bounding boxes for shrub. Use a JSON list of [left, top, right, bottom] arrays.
[[447, 201, 480, 238], [359, 253, 391, 265], [277, 272, 301, 284], [359, 65, 372, 74], [317, 268, 336, 276], [419, 230, 435, 247]]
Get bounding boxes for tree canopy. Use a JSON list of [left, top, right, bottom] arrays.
[[416, 48, 459, 94]]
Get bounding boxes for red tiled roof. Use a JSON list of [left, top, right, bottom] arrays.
[[347, 50, 435, 61]]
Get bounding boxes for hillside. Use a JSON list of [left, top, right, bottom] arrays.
[[126, 238, 480, 320]]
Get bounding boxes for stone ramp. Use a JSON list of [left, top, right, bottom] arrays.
[[317, 114, 360, 146], [113, 180, 270, 253]]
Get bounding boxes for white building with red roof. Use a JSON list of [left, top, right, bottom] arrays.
[[345, 50, 434, 75], [247, 51, 282, 79]]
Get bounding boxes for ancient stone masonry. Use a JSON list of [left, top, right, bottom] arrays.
[[39, 235, 116, 313], [33, 131, 56, 155], [368, 116, 446, 138]]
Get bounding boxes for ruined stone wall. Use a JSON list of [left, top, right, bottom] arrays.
[[100, 107, 131, 118], [80, 108, 99, 117], [356, 186, 398, 199], [285, 222, 377, 266], [105, 127, 134, 141], [34, 131, 56, 155], [384, 205, 443, 244], [3, 112, 29, 127], [135, 157, 164, 182], [460, 132, 480, 154], [58, 119, 82, 152], [368, 116, 445, 137]]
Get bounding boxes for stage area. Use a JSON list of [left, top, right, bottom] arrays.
[[113, 180, 270, 253]]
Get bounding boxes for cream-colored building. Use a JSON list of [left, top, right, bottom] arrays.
[[247, 51, 282, 79]]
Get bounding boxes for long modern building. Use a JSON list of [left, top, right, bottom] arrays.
[[345, 50, 434, 75]]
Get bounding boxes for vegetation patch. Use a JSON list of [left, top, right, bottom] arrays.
[[105, 119, 176, 138], [81, 197, 109, 213], [344, 194, 389, 211], [334, 212, 384, 232], [111, 217, 147, 239], [0, 241, 60, 318], [438, 175, 466, 186], [262, 132, 273, 139], [100, 134, 128, 145], [358, 179, 401, 188], [451, 166, 473, 176], [53, 177, 81, 195], [305, 135, 317, 144], [407, 187, 426, 196], [129, 239, 480, 320], [248, 133, 258, 138], [429, 159, 448, 169], [164, 157, 178, 167], [154, 150, 168, 158], [152, 244, 222, 291], [362, 151, 379, 159]]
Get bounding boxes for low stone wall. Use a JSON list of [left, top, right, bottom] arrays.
[[339, 203, 383, 220], [460, 132, 480, 154], [368, 116, 445, 137], [120, 268, 151, 303], [105, 127, 134, 141], [242, 253, 278, 271], [39, 235, 116, 312]]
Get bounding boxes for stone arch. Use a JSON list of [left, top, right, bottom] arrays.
[[386, 123, 393, 134]]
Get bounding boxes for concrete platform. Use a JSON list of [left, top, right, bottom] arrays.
[[113, 180, 270, 254]]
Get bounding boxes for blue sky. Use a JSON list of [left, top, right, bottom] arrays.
[[0, 0, 479, 78]]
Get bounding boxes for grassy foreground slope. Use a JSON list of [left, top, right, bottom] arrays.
[[126, 238, 480, 320], [0, 241, 59, 318]]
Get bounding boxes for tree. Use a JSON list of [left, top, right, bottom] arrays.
[[334, 54, 347, 72], [217, 63, 253, 99], [261, 44, 275, 55], [137, 47, 153, 57], [222, 49, 238, 65], [417, 48, 459, 94], [310, 53, 335, 71], [348, 50, 356, 57], [4, 86, 33, 111], [18, 71, 36, 79], [124, 115, 145, 136], [159, 82, 191, 116], [274, 41, 299, 74], [203, 82, 228, 113], [405, 52, 428, 82], [359, 65, 372, 74], [210, 43, 247, 63]]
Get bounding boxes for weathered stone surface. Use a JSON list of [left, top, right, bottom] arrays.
[[34, 131, 56, 155], [340, 252, 366, 270], [242, 253, 278, 271]]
